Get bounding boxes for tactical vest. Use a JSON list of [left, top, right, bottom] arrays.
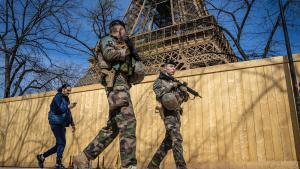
[[95, 35, 140, 87]]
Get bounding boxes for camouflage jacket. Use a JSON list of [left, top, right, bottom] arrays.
[[153, 71, 189, 107], [100, 35, 136, 88]]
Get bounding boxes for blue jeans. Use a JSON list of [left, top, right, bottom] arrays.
[[43, 124, 66, 163]]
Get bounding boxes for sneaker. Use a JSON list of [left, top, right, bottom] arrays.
[[36, 154, 45, 168]]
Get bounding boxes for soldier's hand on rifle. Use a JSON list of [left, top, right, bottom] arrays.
[[179, 86, 188, 92], [183, 92, 190, 102], [123, 35, 130, 42], [171, 82, 180, 88], [123, 36, 134, 47]]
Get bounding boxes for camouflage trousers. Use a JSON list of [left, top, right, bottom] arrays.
[[83, 86, 137, 168], [147, 114, 187, 169]]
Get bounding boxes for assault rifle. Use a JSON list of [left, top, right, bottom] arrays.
[[124, 37, 142, 61], [161, 73, 202, 98]]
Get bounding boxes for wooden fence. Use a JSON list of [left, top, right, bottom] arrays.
[[0, 55, 300, 169]]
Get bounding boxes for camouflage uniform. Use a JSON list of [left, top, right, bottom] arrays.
[[83, 35, 137, 168], [147, 71, 189, 169]]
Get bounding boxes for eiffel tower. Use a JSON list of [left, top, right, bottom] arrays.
[[124, 0, 236, 74], [76, 0, 236, 86]]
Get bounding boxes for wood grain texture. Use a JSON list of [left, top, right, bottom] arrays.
[[0, 55, 299, 168]]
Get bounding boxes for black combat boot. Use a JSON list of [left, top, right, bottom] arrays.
[[36, 154, 45, 168]]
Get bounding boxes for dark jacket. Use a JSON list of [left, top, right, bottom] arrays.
[[48, 92, 74, 127]]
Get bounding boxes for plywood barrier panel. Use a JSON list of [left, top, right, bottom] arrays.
[[0, 55, 299, 168]]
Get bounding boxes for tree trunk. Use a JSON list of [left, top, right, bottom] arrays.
[[4, 54, 11, 98]]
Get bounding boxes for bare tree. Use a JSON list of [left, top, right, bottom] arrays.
[[0, 0, 82, 98], [204, 0, 297, 61], [54, 0, 119, 86], [53, 0, 118, 57], [88, 0, 117, 39]]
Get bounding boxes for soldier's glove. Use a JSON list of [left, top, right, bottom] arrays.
[[124, 36, 142, 61], [183, 92, 190, 102], [124, 36, 132, 47]]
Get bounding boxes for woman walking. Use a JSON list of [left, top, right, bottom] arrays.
[[36, 84, 76, 169]]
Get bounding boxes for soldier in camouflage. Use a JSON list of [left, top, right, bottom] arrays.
[[147, 59, 189, 169], [73, 20, 138, 169]]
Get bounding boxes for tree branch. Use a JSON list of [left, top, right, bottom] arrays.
[[237, 0, 256, 43], [262, 1, 290, 58]]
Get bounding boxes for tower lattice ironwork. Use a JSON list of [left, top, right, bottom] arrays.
[[124, 0, 236, 74], [76, 0, 236, 86]]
